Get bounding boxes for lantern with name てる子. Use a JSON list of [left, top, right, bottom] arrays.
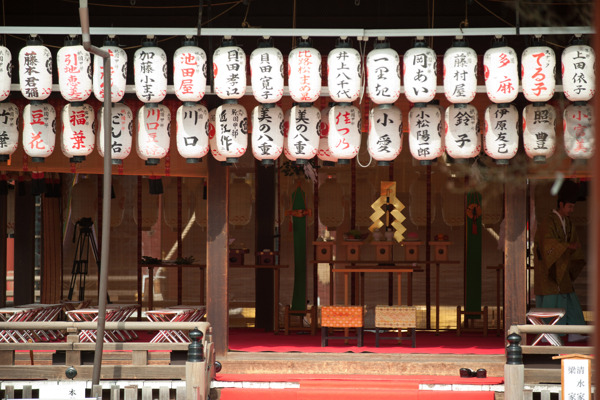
[[564, 101, 594, 160], [0, 46, 11, 102], [286, 104, 320, 164], [133, 38, 167, 103], [173, 37, 207, 103], [176, 102, 209, 163], [403, 39, 437, 104], [93, 37, 127, 103], [288, 39, 321, 103], [443, 38, 477, 104], [97, 103, 133, 165], [562, 38, 596, 102], [215, 101, 248, 163], [483, 103, 519, 164], [328, 38, 362, 103], [484, 37, 519, 104], [213, 38, 246, 100], [0, 102, 19, 161], [19, 36, 53, 101], [368, 104, 402, 166], [521, 39, 556, 103], [408, 101, 444, 165], [61, 102, 95, 163], [250, 39, 284, 104], [444, 104, 480, 160], [328, 103, 361, 164], [522, 102, 556, 163], [57, 36, 92, 103], [137, 103, 171, 165], [251, 104, 284, 165], [317, 103, 337, 166], [22, 102, 56, 162], [366, 39, 400, 105]]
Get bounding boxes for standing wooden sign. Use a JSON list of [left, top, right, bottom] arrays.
[[553, 354, 593, 400]]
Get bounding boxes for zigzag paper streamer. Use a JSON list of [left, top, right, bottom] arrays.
[[368, 181, 406, 243]]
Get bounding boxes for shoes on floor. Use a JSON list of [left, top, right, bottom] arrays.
[[459, 368, 474, 378], [568, 333, 587, 343], [476, 368, 487, 378]]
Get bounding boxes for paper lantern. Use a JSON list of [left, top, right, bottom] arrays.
[[288, 40, 321, 103], [250, 41, 284, 103], [286, 104, 320, 163], [251, 104, 284, 165], [443, 39, 477, 104], [522, 103, 556, 163], [137, 103, 171, 165], [328, 103, 361, 163], [366, 41, 400, 105], [444, 104, 480, 159], [133, 178, 159, 231], [484, 40, 519, 104], [0, 102, 19, 162], [368, 104, 402, 165], [93, 37, 128, 103], [173, 38, 207, 102], [562, 40, 595, 102], [408, 102, 444, 165], [483, 103, 519, 164], [133, 39, 167, 103], [22, 102, 56, 162], [163, 179, 192, 231], [213, 39, 246, 100], [0, 46, 11, 102], [97, 103, 133, 165], [521, 43, 556, 102], [282, 107, 296, 161], [403, 41, 437, 104], [317, 104, 337, 166], [215, 101, 248, 163], [564, 102, 594, 160], [328, 39, 361, 103], [19, 37, 52, 101], [208, 108, 227, 163], [229, 177, 253, 226], [61, 102, 95, 162], [318, 175, 345, 229], [57, 37, 92, 102], [176, 103, 209, 163]]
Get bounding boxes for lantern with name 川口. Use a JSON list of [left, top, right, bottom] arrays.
[[564, 101, 594, 160], [57, 36, 92, 103], [328, 38, 361, 103], [137, 103, 171, 165], [522, 102, 556, 163], [409, 101, 444, 165], [562, 37, 596, 102], [176, 102, 209, 163], [62, 102, 95, 163], [250, 38, 284, 104], [97, 102, 133, 165], [93, 36, 127, 103], [19, 36, 53, 101], [444, 103, 480, 160], [286, 103, 320, 164], [133, 38, 167, 103], [215, 101, 248, 163], [288, 38, 321, 103], [521, 38, 556, 103], [251, 103, 284, 165], [443, 37, 477, 104], [483, 103, 519, 164], [368, 104, 402, 166], [173, 37, 207, 103], [213, 38, 246, 100], [0, 46, 11, 102], [0, 102, 19, 161], [484, 37, 519, 104], [317, 103, 337, 166], [403, 39, 437, 104], [328, 103, 361, 164], [366, 39, 400, 105], [22, 101, 56, 162]]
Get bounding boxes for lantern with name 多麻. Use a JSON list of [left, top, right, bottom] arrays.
[[409, 102, 444, 165], [133, 38, 167, 103], [521, 39, 556, 103], [484, 37, 519, 104], [62, 102, 95, 163], [173, 37, 207, 103], [483, 103, 519, 164], [251, 104, 284, 165], [328, 103, 361, 164], [562, 38, 596, 102], [443, 38, 477, 104], [288, 39, 321, 103], [250, 39, 284, 104], [444, 103, 480, 160], [368, 104, 402, 166], [328, 38, 362, 103], [564, 101, 594, 160], [176, 102, 209, 163], [137, 103, 171, 165], [0, 46, 11, 102], [403, 39, 437, 104], [366, 40, 400, 105], [0, 102, 19, 161], [208, 108, 227, 164], [522, 102, 556, 163], [318, 103, 337, 166], [19, 37, 53, 101], [286, 104, 320, 164], [23, 101, 56, 162], [93, 37, 127, 103], [57, 36, 92, 103], [213, 38, 246, 100], [215, 101, 248, 163], [97, 103, 133, 165]]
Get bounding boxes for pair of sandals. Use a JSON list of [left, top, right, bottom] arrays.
[[459, 368, 487, 378]]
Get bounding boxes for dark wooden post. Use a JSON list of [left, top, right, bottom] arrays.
[[593, 1, 600, 393], [0, 185, 7, 307], [14, 180, 35, 305]]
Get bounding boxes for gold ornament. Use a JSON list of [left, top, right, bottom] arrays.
[[369, 181, 406, 243]]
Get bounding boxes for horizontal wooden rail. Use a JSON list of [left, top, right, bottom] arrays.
[[0, 321, 210, 331], [513, 324, 593, 335]]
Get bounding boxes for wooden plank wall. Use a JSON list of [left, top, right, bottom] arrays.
[[41, 194, 63, 304]]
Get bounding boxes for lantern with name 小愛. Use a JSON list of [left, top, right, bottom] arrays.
[[366, 40, 400, 105], [0, 102, 19, 161], [137, 103, 171, 165], [318, 103, 337, 166], [328, 38, 361, 103], [403, 40, 437, 104], [368, 104, 402, 165], [93, 37, 127, 103], [0, 46, 11, 102], [282, 107, 296, 162], [176, 102, 209, 163], [484, 38, 519, 104], [483, 103, 519, 164], [97, 102, 133, 165], [564, 101, 594, 160], [133, 39, 167, 103], [208, 108, 227, 163], [408, 102, 444, 165], [443, 38, 477, 104], [286, 104, 320, 164], [57, 36, 92, 103], [562, 38, 596, 102], [215, 101, 248, 163], [213, 38, 246, 100], [173, 38, 207, 103], [61, 102, 95, 163], [444, 103, 480, 160], [22, 101, 56, 162], [521, 40, 556, 103], [251, 104, 284, 165], [522, 102, 556, 163], [19, 37, 52, 101], [288, 39, 321, 103], [328, 103, 361, 163], [250, 39, 284, 104]]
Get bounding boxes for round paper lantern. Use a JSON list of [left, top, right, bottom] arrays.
[[328, 39, 361, 103], [22, 101, 56, 162], [250, 40, 284, 103], [368, 104, 402, 165], [562, 40, 595, 102], [328, 103, 361, 163], [93, 37, 128, 103], [213, 39, 246, 100], [408, 102, 444, 165], [215, 101, 248, 163], [0, 102, 19, 162], [176, 102, 209, 163], [229, 177, 253, 226], [443, 39, 477, 104], [97, 102, 133, 165], [133, 178, 159, 231], [208, 108, 227, 163], [251, 103, 284, 165], [522, 102, 556, 163], [19, 37, 52, 101], [484, 39, 519, 104], [366, 40, 400, 105], [444, 103, 480, 160], [317, 104, 337, 166], [61, 102, 95, 162], [521, 43, 556, 102], [483, 103, 519, 164], [318, 175, 345, 229], [173, 38, 207, 102], [0, 46, 12, 102], [288, 39, 321, 103], [403, 41, 437, 104], [57, 37, 92, 102], [564, 101, 594, 160], [137, 103, 171, 165], [282, 107, 296, 161], [286, 104, 320, 163], [133, 39, 167, 103]]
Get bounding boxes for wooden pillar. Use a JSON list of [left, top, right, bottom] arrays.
[[41, 192, 62, 304], [0, 187, 7, 307], [593, 1, 600, 393], [207, 157, 229, 357], [14, 180, 35, 305]]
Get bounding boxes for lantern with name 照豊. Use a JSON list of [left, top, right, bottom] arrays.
[[522, 102, 556, 163]]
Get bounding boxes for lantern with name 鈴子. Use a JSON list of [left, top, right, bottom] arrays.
[[328, 103, 361, 163], [521, 38, 556, 103], [368, 104, 402, 165], [22, 101, 56, 162], [283, 107, 296, 161], [562, 37, 596, 102], [173, 37, 207, 103], [484, 37, 519, 104], [93, 36, 127, 103], [137, 103, 171, 165], [522, 102, 556, 163], [0, 102, 19, 161], [318, 103, 337, 166], [444, 103, 480, 160], [97, 102, 133, 165], [328, 38, 361, 103], [443, 37, 477, 104], [19, 36, 52, 101], [366, 39, 400, 105], [403, 39, 437, 104], [176, 102, 209, 163], [288, 38, 321, 103], [251, 104, 284, 165], [61, 102, 95, 163], [213, 38, 246, 100], [564, 101, 594, 160], [133, 38, 167, 103], [483, 103, 519, 164], [409, 101, 444, 165], [215, 101, 248, 163], [57, 36, 92, 103], [0, 46, 11, 102], [286, 103, 320, 164], [250, 38, 284, 104], [208, 108, 227, 164]]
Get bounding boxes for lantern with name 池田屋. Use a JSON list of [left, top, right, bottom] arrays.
[[564, 101, 594, 160], [251, 103, 284, 165], [286, 103, 320, 164], [403, 39, 437, 104], [213, 38, 246, 100], [137, 103, 171, 165], [93, 36, 127, 103], [173, 37, 207, 103], [97, 102, 133, 165], [215, 101, 248, 163], [408, 101, 444, 165], [288, 39, 321, 103], [19, 36, 52, 101], [57, 36, 92, 103], [0, 102, 19, 161], [443, 37, 477, 104], [250, 38, 284, 104], [522, 102, 556, 163], [133, 38, 167, 103], [521, 38, 556, 103], [22, 101, 56, 162], [562, 37, 596, 102], [328, 103, 361, 164], [484, 37, 519, 104], [328, 38, 361, 103], [176, 102, 210, 163], [61, 102, 95, 163], [368, 104, 402, 165], [444, 103, 480, 160], [366, 39, 400, 105], [483, 103, 519, 164]]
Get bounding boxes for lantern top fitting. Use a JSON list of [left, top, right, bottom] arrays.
[[25, 35, 43, 46], [490, 36, 508, 48], [181, 36, 197, 46], [335, 37, 352, 48], [257, 37, 274, 48], [373, 39, 390, 49], [102, 36, 119, 46], [63, 35, 81, 46], [141, 37, 157, 47], [451, 36, 468, 47]]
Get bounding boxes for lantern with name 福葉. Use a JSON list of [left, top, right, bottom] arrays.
[[368, 104, 402, 166], [93, 36, 127, 103], [286, 103, 320, 164], [328, 103, 362, 164], [62, 102, 95, 163], [57, 36, 92, 103], [522, 102, 556, 163], [366, 39, 400, 105], [288, 39, 321, 103], [19, 37, 52, 101], [328, 38, 361, 103], [562, 38, 596, 102], [22, 101, 56, 162], [213, 38, 246, 100], [443, 38, 477, 104], [483, 103, 519, 164], [564, 101, 594, 160], [173, 37, 207, 103], [133, 38, 167, 103], [444, 103, 480, 160], [0, 102, 19, 161], [409, 101, 444, 165], [521, 39, 556, 103], [250, 39, 284, 104], [215, 101, 248, 163], [97, 102, 133, 165], [251, 103, 284, 165], [484, 37, 519, 104], [137, 103, 171, 165], [403, 39, 437, 104], [176, 102, 209, 163], [317, 103, 337, 166]]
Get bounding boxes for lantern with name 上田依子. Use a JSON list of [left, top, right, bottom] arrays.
[[133, 38, 167, 103], [328, 38, 361, 103], [57, 36, 92, 103], [522, 102, 556, 163], [176, 102, 209, 163], [444, 103, 480, 160], [0, 46, 11, 102], [251, 103, 284, 165], [22, 101, 56, 162], [173, 37, 207, 103], [564, 101, 594, 160], [521, 38, 556, 103], [408, 101, 444, 165], [97, 103, 133, 165], [213, 38, 246, 100], [403, 39, 437, 104], [443, 37, 477, 104], [0, 102, 19, 161], [93, 36, 127, 103], [19, 36, 52, 101], [328, 103, 361, 164], [483, 103, 519, 164], [137, 103, 171, 165], [250, 38, 284, 104], [484, 37, 519, 104], [215, 101, 248, 163], [61, 102, 95, 163], [562, 37, 596, 102], [317, 103, 337, 166], [368, 104, 402, 166], [366, 39, 400, 105], [288, 38, 321, 103], [286, 103, 320, 164]]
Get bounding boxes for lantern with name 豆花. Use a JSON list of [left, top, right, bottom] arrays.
[[93, 37, 127, 103], [61, 102, 95, 163], [522, 102, 556, 163], [328, 103, 362, 164], [368, 104, 403, 165], [521, 40, 556, 103], [97, 103, 133, 165], [443, 38, 477, 104], [208, 108, 227, 163], [282, 107, 296, 161], [137, 103, 171, 165], [444, 104, 480, 160], [562, 39, 596, 102], [484, 38, 519, 104], [288, 39, 321, 103], [173, 38, 207, 103], [0, 46, 11, 102], [23, 102, 56, 162], [215, 101, 248, 163], [564, 101, 594, 160], [403, 40, 437, 104], [366, 40, 400, 105], [176, 102, 209, 163], [286, 104, 320, 164], [328, 38, 361, 103], [318, 104, 337, 166], [0, 102, 19, 161], [483, 103, 519, 164], [19, 37, 52, 101], [251, 104, 284, 165], [57, 36, 92, 103], [133, 39, 167, 103], [213, 39, 246, 100], [250, 39, 284, 104], [409, 102, 444, 165]]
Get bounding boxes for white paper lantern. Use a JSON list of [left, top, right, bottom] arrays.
[[366, 41, 400, 105], [328, 103, 361, 163], [408, 102, 444, 164], [57, 37, 92, 102], [137, 103, 171, 164], [317, 104, 337, 165], [173, 39, 207, 102], [93, 38, 128, 103], [521, 44, 556, 102], [483, 103, 519, 164], [61, 102, 95, 162], [215, 101, 248, 163], [251, 104, 284, 165], [522, 103, 556, 163], [562, 41, 596, 102], [288, 40, 321, 103], [176, 103, 209, 163], [484, 41, 519, 103], [328, 40, 361, 103], [19, 38, 52, 101], [286, 104, 320, 163], [0, 102, 19, 161], [0, 46, 11, 102], [97, 102, 133, 164], [282, 107, 296, 161], [213, 40, 246, 100], [564, 102, 594, 160], [443, 40, 477, 103], [133, 40, 167, 103], [208, 108, 227, 163], [250, 42, 284, 103], [444, 103, 480, 159], [403, 42, 437, 103], [368, 104, 402, 165], [22, 102, 56, 162]]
